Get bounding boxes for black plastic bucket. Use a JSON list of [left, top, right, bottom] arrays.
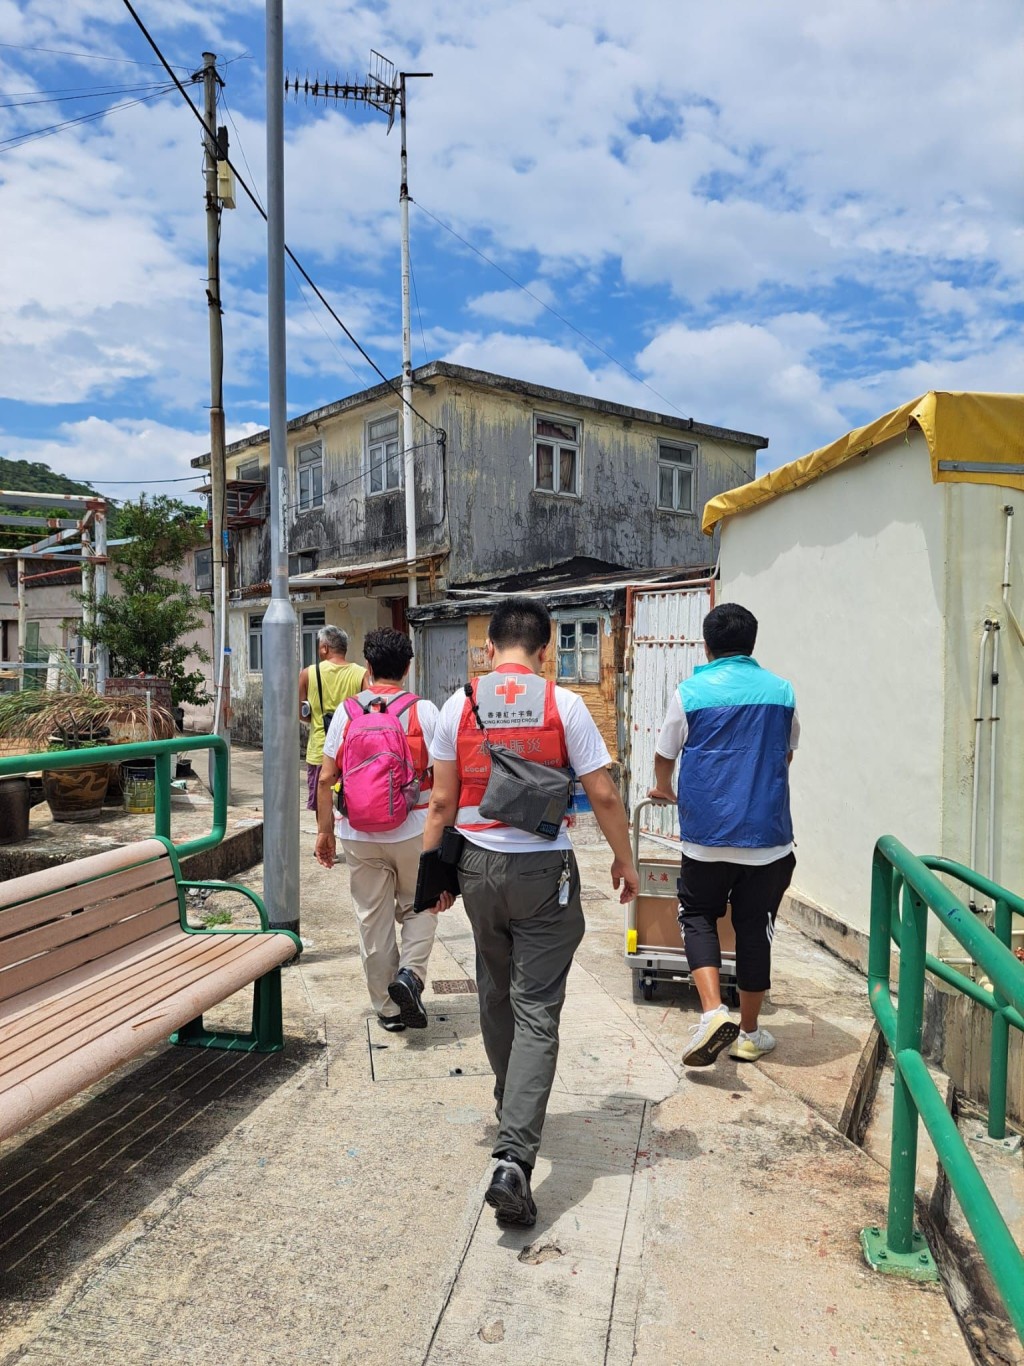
[[0, 777, 31, 844]]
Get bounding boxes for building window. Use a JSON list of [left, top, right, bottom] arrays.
[[194, 547, 213, 593], [556, 618, 600, 683], [534, 415, 580, 496], [367, 415, 402, 495], [289, 549, 319, 577], [300, 610, 326, 670], [248, 613, 264, 672], [658, 442, 696, 513], [297, 441, 324, 511], [236, 457, 265, 483]]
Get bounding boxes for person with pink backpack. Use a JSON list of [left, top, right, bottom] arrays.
[[314, 628, 439, 1031]]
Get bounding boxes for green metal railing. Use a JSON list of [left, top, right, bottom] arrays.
[[865, 836, 1024, 1340], [0, 735, 228, 859]]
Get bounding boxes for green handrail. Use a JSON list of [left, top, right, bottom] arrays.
[[886, 857, 1024, 1140], [865, 836, 1024, 1342], [0, 735, 228, 859]]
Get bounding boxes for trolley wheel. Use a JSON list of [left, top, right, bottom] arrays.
[[640, 978, 656, 1002], [723, 984, 740, 1009]]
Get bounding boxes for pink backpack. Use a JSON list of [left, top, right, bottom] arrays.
[[340, 692, 421, 833]]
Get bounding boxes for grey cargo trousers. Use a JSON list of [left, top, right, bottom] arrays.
[[458, 844, 585, 1171]]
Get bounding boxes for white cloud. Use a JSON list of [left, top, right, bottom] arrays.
[[0, 416, 262, 502], [466, 281, 553, 325]]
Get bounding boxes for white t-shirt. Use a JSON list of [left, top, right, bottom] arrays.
[[323, 688, 440, 843], [430, 680, 612, 853], [655, 690, 800, 866]]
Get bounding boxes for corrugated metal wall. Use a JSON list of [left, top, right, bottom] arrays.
[[420, 621, 468, 709], [626, 585, 712, 838]]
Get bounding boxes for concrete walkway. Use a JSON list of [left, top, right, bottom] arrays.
[[0, 755, 971, 1364]]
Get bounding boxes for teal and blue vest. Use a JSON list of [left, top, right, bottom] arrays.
[[677, 655, 794, 848]]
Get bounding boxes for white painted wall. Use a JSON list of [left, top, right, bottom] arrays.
[[718, 433, 948, 941]]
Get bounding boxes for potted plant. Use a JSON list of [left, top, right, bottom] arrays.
[[0, 655, 176, 823], [40, 710, 112, 822]]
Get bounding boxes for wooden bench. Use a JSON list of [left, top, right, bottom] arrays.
[[0, 837, 301, 1143]]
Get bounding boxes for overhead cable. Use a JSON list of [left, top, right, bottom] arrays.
[[119, 0, 442, 436]]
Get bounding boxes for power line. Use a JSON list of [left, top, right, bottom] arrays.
[[119, 0, 443, 437], [410, 250, 430, 366], [0, 40, 192, 70], [220, 90, 368, 390], [0, 83, 182, 153]]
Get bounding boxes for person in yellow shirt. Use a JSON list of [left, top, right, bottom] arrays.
[[299, 626, 367, 809]]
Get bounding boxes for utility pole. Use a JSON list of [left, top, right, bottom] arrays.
[[199, 50, 232, 797], [263, 0, 300, 935], [284, 57, 432, 681]]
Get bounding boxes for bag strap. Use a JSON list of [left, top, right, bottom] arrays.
[[314, 661, 325, 719], [464, 682, 489, 742]]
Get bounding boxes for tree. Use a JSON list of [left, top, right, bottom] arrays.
[[78, 495, 212, 707]]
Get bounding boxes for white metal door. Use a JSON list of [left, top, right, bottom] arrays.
[[626, 584, 712, 839]]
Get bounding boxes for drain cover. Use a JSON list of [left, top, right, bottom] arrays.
[[432, 979, 478, 994]]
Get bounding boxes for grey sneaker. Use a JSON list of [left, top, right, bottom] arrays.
[[682, 1008, 740, 1067]]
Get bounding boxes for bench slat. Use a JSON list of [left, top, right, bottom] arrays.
[[0, 933, 297, 1141], [0, 933, 251, 1061], [1, 882, 180, 974], [0, 934, 282, 1089], [0, 858, 177, 943], [0, 929, 224, 1037], [0, 904, 181, 1005], [0, 839, 169, 913]]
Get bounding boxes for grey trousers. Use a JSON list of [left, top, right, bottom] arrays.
[[458, 844, 585, 1170]]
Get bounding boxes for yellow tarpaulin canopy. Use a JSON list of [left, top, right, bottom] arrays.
[[702, 391, 1024, 535]]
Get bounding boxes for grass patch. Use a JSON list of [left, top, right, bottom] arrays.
[[202, 908, 233, 928]]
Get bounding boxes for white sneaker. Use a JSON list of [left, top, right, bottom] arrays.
[[682, 1007, 740, 1067], [730, 1027, 776, 1061]]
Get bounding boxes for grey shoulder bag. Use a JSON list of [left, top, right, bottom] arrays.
[[464, 684, 573, 841]]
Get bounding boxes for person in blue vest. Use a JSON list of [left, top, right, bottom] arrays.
[[649, 601, 798, 1068]]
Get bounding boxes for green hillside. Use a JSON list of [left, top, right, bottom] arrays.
[[0, 458, 97, 501]]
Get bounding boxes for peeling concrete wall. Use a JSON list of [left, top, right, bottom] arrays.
[[442, 381, 755, 582]]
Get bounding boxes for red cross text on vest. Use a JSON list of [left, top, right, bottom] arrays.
[[495, 677, 527, 704]]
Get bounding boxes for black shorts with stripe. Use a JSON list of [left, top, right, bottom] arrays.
[[676, 852, 796, 993]]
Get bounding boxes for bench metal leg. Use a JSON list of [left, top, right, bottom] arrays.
[[170, 968, 286, 1054]]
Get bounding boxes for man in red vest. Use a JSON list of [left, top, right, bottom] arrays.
[[425, 597, 639, 1227]]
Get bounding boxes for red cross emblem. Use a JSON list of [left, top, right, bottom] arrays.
[[495, 677, 527, 704]]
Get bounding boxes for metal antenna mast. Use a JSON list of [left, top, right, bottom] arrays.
[[285, 53, 433, 682]]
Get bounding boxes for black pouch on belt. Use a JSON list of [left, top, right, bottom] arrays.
[[464, 684, 573, 841]]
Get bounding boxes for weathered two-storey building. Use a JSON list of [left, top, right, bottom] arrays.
[[191, 362, 766, 726]]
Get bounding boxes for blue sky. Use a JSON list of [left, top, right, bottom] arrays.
[[0, 0, 1021, 503]]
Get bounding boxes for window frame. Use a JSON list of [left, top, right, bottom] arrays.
[[248, 613, 264, 673], [657, 440, 697, 515], [554, 614, 602, 684], [366, 414, 402, 496], [300, 609, 326, 671], [194, 546, 213, 593], [296, 440, 324, 512], [533, 412, 581, 499], [236, 457, 266, 484]]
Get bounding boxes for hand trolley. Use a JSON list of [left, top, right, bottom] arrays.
[[624, 799, 739, 1005]]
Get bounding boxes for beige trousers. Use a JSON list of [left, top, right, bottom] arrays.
[[341, 834, 437, 1017]]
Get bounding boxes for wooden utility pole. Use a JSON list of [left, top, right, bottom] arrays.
[[200, 51, 231, 791]]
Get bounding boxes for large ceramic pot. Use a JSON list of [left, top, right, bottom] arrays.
[[42, 761, 109, 822]]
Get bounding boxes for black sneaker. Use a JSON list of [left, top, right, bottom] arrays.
[[387, 968, 428, 1029], [485, 1156, 537, 1227], [377, 1013, 406, 1032]]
